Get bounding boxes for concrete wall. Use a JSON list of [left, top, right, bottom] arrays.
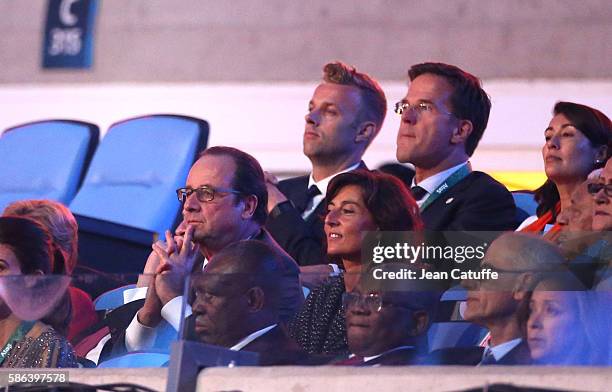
[[1, 80, 610, 176], [3, 366, 607, 392], [1, 0, 611, 83]]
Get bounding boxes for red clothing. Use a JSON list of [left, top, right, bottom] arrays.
[[67, 286, 98, 344], [521, 202, 561, 239]]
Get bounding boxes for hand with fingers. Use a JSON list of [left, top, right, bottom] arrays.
[[136, 222, 187, 288], [152, 225, 200, 306], [264, 171, 288, 213]]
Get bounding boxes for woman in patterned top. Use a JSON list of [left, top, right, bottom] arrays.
[[0, 216, 77, 368], [290, 170, 422, 355]]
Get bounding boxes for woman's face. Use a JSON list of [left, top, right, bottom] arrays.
[[527, 289, 581, 364], [324, 185, 377, 260], [0, 244, 21, 276], [542, 113, 599, 184]]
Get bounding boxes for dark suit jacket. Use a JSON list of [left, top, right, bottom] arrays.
[[253, 228, 304, 321], [420, 171, 518, 231], [430, 339, 532, 366], [265, 162, 367, 266], [242, 325, 309, 366]]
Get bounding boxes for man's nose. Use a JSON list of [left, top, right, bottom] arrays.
[[305, 109, 320, 127], [182, 191, 200, 212]]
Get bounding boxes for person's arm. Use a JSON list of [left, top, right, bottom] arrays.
[[265, 175, 326, 265]]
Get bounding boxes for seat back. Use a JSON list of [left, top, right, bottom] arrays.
[[97, 351, 170, 368], [512, 190, 538, 223], [70, 114, 208, 235], [0, 119, 98, 211]]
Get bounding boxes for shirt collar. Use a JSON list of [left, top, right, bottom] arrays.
[[488, 337, 522, 361], [229, 324, 277, 351], [308, 162, 362, 198], [350, 345, 415, 363], [411, 161, 469, 196]]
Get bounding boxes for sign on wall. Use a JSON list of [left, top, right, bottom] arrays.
[[42, 0, 98, 69]]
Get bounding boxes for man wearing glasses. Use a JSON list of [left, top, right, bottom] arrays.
[[265, 61, 386, 267], [337, 266, 440, 366], [395, 62, 517, 231], [123, 146, 303, 354], [439, 233, 565, 365], [590, 158, 612, 231]]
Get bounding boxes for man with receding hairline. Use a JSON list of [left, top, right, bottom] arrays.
[[436, 232, 565, 365]]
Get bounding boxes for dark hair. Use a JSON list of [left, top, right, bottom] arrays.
[[534, 102, 612, 218], [326, 169, 423, 231], [200, 240, 284, 310], [199, 146, 268, 225], [0, 216, 63, 274], [323, 61, 387, 138], [553, 101, 612, 163], [408, 62, 491, 157]]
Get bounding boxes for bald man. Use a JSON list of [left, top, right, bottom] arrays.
[[437, 233, 566, 365]]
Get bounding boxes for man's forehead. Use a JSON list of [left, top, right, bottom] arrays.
[[602, 160, 612, 182], [311, 83, 361, 106], [406, 73, 453, 101], [187, 155, 235, 186]]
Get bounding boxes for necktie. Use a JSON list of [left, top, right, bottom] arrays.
[[410, 185, 428, 201], [295, 185, 321, 213]]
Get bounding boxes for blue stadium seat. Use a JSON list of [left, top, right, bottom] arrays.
[[512, 190, 537, 224], [93, 284, 137, 311], [97, 351, 170, 368], [70, 114, 208, 236], [0, 119, 98, 212]]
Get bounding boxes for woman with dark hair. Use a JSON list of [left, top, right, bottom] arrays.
[[290, 169, 422, 355], [521, 101, 612, 237], [0, 216, 77, 367]]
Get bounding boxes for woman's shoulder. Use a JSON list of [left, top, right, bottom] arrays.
[[16, 322, 77, 368]]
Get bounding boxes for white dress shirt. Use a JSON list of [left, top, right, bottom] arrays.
[[229, 324, 277, 351], [303, 162, 361, 219], [411, 162, 469, 208]]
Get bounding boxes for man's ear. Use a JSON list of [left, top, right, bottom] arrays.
[[409, 310, 429, 337], [513, 272, 536, 301], [354, 121, 377, 144], [450, 119, 473, 145], [240, 194, 258, 219], [245, 287, 265, 312]]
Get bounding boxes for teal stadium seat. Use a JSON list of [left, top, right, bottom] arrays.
[[70, 114, 208, 236], [0, 119, 98, 211]]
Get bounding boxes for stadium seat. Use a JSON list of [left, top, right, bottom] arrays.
[[512, 190, 537, 224], [93, 284, 137, 311], [0, 119, 98, 211], [70, 114, 208, 236], [97, 351, 170, 368]]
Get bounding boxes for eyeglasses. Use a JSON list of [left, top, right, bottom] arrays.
[[176, 186, 241, 203], [394, 101, 454, 117], [342, 292, 414, 313], [587, 183, 612, 197]]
